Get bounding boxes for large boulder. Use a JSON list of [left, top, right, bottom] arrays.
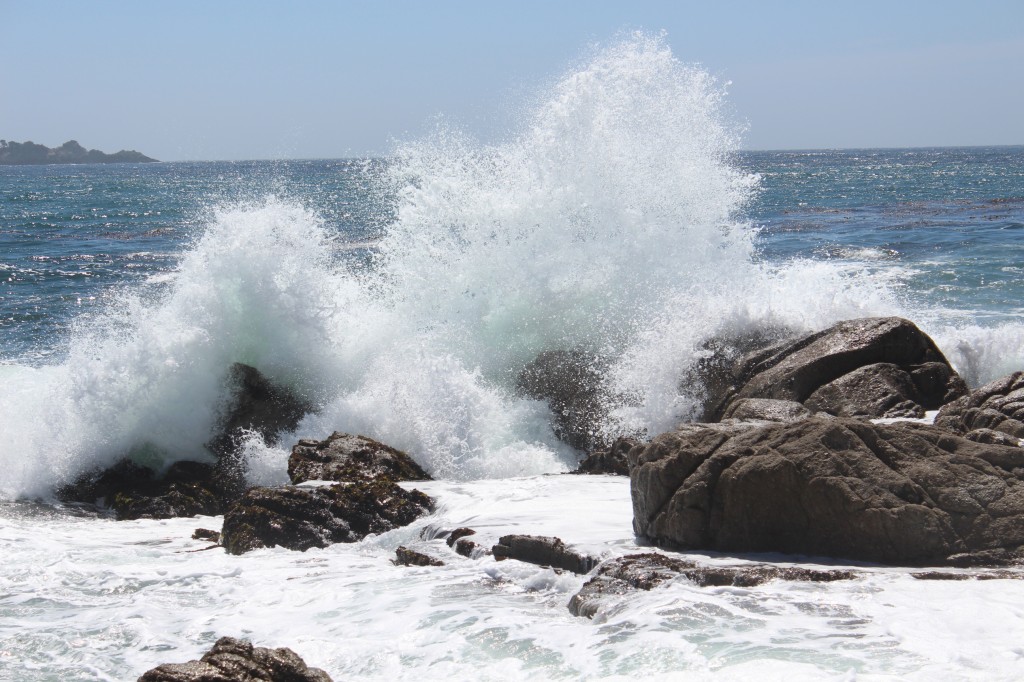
[[710, 317, 966, 422], [571, 436, 639, 476], [935, 371, 1024, 440], [137, 636, 332, 682], [517, 349, 607, 451], [630, 416, 1024, 565], [288, 432, 430, 484], [220, 481, 433, 555]]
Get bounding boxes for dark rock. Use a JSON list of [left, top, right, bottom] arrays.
[[803, 362, 925, 419], [445, 527, 477, 547], [517, 349, 607, 451], [492, 534, 599, 574], [137, 635, 331, 681], [192, 528, 221, 543], [935, 371, 1024, 439], [394, 546, 444, 567], [288, 432, 430, 484], [630, 416, 1024, 566], [573, 436, 639, 476], [722, 398, 811, 423], [568, 553, 855, 618], [965, 428, 1022, 447], [209, 363, 313, 504], [713, 317, 966, 422], [58, 459, 222, 520], [221, 481, 433, 555], [445, 527, 484, 557]]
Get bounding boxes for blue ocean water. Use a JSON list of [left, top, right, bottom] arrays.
[[3, 147, 1022, 363]]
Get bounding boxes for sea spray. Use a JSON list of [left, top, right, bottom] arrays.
[[1, 34, 1013, 500]]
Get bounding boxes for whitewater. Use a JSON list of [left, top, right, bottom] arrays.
[[3, 34, 1024, 680]]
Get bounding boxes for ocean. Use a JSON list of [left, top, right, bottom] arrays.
[[2, 35, 1024, 680]]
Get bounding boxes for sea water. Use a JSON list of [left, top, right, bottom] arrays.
[[2, 34, 1024, 680]]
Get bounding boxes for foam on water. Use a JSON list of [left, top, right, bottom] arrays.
[[1, 34, 1022, 500]]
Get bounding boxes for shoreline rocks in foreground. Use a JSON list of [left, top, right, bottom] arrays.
[[137, 636, 331, 682]]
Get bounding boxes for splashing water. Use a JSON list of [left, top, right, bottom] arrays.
[[2, 34, 1013, 500]]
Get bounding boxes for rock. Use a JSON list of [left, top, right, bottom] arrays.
[[803, 362, 926, 419], [445, 527, 484, 557], [394, 546, 444, 567], [572, 436, 639, 475], [288, 432, 430, 484], [137, 635, 331, 681], [192, 528, 220, 543], [517, 349, 607, 451], [209, 363, 313, 504], [722, 398, 811, 423], [58, 459, 222, 520], [568, 553, 855, 618], [492, 534, 599, 574], [629, 416, 1024, 565], [935, 371, 1024, 439], [220, 481, 433, 555], [713, 317, 966, 421]]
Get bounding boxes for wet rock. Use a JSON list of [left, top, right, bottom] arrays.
[[935, 371, 1024, 439], [568, 553, 855, 618], [220, 481, 433, 555], [137, 635, 332, 682], [492, 534, 599, 574], [573, 436, 639, 476], [445, 527, 485, 558], [209, 363, 313, 504], [722, 398, 811, 423], [394, 546, 444, 567], [517, 349, 607, 451], [630, 416, 1024, 566], [713, 317, 966, 422], [965, 428, 1022, 447], [289, 432, 430, 484], [192, 528, 220, 543]]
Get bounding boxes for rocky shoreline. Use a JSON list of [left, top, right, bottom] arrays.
[[51, 316, 1024, 679]]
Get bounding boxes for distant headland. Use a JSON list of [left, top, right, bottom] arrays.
[[0, 139, 158, 165]]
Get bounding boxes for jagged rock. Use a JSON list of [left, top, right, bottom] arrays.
[[711, 317, 966, 422], [220, 481, 433, 555], [58, 460, 222, 520], [630, 416, 1024, 565], [288, 432, 430, 484], [137, 635, 331, 681], [210, 364, 313, 504], [935, 371, 1024, 440], [492, 534, 598, 574], [568, 553, 855, 618], [965, 428, 1022, 447], [394, 546, 444, 567], [573, 436, 639, 475], [722, 398, 811, 423], [517, 349, 607, 451]]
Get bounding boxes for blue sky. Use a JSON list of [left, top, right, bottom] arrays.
[[1, 0, 1021, 160]]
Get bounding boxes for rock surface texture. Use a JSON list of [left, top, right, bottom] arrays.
[[572, 437, 638, 476], [630, 416, 1024, 566], [221, 482, 433, 555], [569, 553, 855, 618], [137, 636, 332, 681], [288, 432, 430, 484], [517, 349, 607, 451], [935, 371, 1024, 440], [709, 317, 966, 421], [492, 534, 599, 574]]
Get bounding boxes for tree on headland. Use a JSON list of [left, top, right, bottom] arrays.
[[0, 139, 157, 165]]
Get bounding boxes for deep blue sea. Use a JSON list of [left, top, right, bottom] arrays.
[[3, 36, 1024, 680]]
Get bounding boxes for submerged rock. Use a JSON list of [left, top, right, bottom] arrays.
[[220, 481, 433, 555], [630, 416, 1024, 566], [394, 546, 444, 567], [568, 553, 854, 618], [289, 432, 430, 484], [445, 527, 484, 558], [572, 437, 639, 476], [711, 317, 966, 422], [137, 635, 332, 682], [492, 534, 599, 574], [517, 349, 607, 451], [935, 371, 1024, 440]]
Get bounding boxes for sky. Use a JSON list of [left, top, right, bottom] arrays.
[[1, 0, 1022, 161]]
